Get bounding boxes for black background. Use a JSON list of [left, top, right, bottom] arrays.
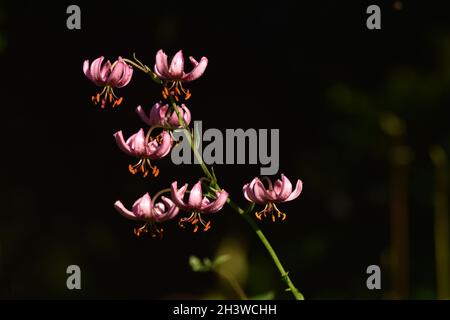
[[2, 0, 450, 299]]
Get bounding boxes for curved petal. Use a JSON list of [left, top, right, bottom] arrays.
[[136, 105, 151, 126], [253, 179, 271, 202], [129, 129, 147, 156], [242, 178, 265, 204], [155, 49, 170, 79], [274, 174, 293, 202], [158, 196, 180, 221], [154, 64, 165, 79], [202, 190, 229, 214], [183, 56, 208, 82], [114, 58, 133, 88], [243, 183, 252, 202], [132, 193, 153, 219], [283, 180, 303, 202], [83, 60, 92, 80], [84, 58, 106, 86], [148, 131, 172, 159], [170, 181, 189, 211], [107, 60, 125, 86], [149, 103, 168, 126], [188, 181, 203, 209], [181, 104, 192, 126], [90, 56, 107, 85], [100, 60, 112, 83], [113, 131, 133, 156], [166, 104, 190, 127], [114, 200, 139, 221], [169, 50, 184, 79]]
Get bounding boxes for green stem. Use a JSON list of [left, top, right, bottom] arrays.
[[135, 62, 304, 300], [227, 200, 304, 300]]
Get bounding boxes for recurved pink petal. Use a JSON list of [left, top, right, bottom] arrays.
[[253, 179, 270, 203], [132, 193, 153, 219], [243, 178, 265, 204], [136, 105, 151, 126], [188, 181, 203, 209], [171, 181, 189, 210], [100, 60, 112, 83], [128, 129, 147, 156], [149, 102, 169, 126], [108, 60, 125, 86], [113, 131, 133, 156], [159, 196, 180, 221], [169, 50, 184, 79], [283, 180, 303, 202], [114, 200, 139, 221], [83, 60, 92, 79], [274, 174, 293, 201], [148, 131, 172, 159], [155, 49, 170, 79], [183, 56, 208, 82], [114, 58, 133, 88], [90, 56, 106, 85], [202, 190, 229, 214]]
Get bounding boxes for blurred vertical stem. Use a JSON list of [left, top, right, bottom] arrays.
[[216, 269, 248, 300], [381, 113, 410, 299], [167, 94, 304, 300], [389, 144, 411, 299], [430, 146, 450, 299]]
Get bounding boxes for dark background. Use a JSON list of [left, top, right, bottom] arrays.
[[2, 0, 450, 299]]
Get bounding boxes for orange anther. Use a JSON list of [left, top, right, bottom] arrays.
[[185, 91, 191, 100]]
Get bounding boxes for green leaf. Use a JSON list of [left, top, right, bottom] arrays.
[[213, 254, 231, 268], [189, 255, 204, 272]]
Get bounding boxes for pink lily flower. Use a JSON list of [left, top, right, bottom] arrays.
[[136, 102, 191, 128], [155, 49, 208, 101], [171, 181, 229, 232], [83, 56, 133, 108], [114, 192, 179, 238], [113, 128, 172, 177], [242, 174, 303, 222]]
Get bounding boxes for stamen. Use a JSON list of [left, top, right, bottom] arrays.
[[133, 223, 149, 237], [178, 212, 211, 233], [255, 203, 287, 223]]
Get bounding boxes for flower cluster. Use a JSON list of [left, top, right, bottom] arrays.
[[83, 50, 303, 238]]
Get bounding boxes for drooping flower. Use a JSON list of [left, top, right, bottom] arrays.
[[243, 174, 303, 222], [171, 181, 228, 232], [113, 128, 172, 177], [83, 56, 133, 108], [154, 49, 208, 101], [114, 192, 179, 238], [136, 102, 191, 128]]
